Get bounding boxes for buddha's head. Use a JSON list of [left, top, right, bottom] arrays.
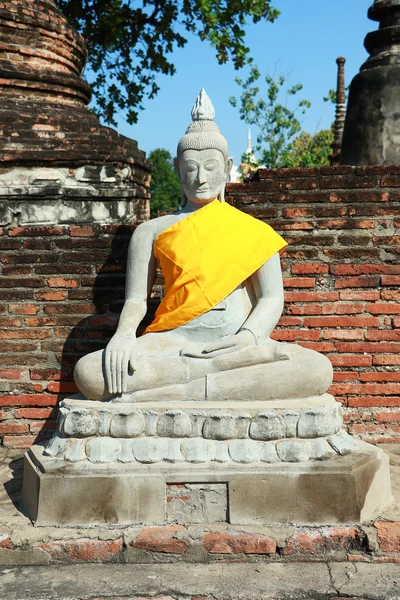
[[175, 89, 233, 207]]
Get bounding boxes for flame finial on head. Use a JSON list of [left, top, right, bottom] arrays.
[[191, 88, 215, 122], [177, 88, 228, 159]]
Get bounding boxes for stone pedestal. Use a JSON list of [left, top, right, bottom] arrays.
[[21, 394, 393, 526], [22, 441, 392, 526]]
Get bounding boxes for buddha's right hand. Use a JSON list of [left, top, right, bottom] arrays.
[[105, 334, 137, 395]]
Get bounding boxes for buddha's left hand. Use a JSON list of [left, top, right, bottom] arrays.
[[181, 329, 254, 359]]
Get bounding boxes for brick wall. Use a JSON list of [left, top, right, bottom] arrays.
[[227, 165, 399, 444], [0, 223, 159, 448], [0, 165, 399, 447]]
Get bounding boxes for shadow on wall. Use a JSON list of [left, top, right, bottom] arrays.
[[35, 225, 160, 442]]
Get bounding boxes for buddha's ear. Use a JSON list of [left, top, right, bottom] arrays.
[[226, 156, 233, 178], [174, 157, 181, 180]]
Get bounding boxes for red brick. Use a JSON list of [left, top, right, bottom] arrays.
[[381, 290, 400, 301], [325, 249, 380, 261], [0, 394, 59, 407], [375, 412, 400, 423], [380, 175, 400, 187], [276, 316, 303, 326], [3, 435, 45, 447], [331, 264, 400, 275], [283, 207, 314, 218], [373, 557, 400, 564], [303, 316, 379, 327], [47, 277, 79, 289], [365, 331, 400, 341], [323, 329, 363, 340], [291, 263, 328, 275], [333, 372, 359, 382], [318, 219, 375, 229], [69, 226, 94, 237], [335, 276, 380, 289], [0, 422, 29, 434], [282, 222, 314, 231], [332, 383, 400, 396], [328, 355, 372, 367], [14, 408, 55, 419], [0, 355, 48, 367], [37, 539, 123, 562], [0, 535, 13, 550], [348, 397, 400, 407], [0, 369, 24, 379], [29, 420, 57, 434], [44, 302, 98, 315], [381, 275, 400, 286], [203, 532, 276, 554], [286, 304, 322, 315], [47, 381, 79, 393], [373, 355, 400, 365], [340, 291, 380, 301], [0, 317, 21, 327], [282, 527, 365, 555], [0, 329, 51, 340], [323, 303, 364, 315], [315, 206, 348, 217], [394, 317, 400, 328], [132, 526, 189, 554], [283, 277, 315, 288], [375, 522, 400, 552], [34, 290, 67, 301], [360, 372, 400, 382], [336, 342, 400, 353], [272, 330, 321, 342], [8, 303, 40, 315], [30, 369, 62, 380], [8, 226, 64, 237], [285, 292, 339, 302], [298, 341, 335, 352]]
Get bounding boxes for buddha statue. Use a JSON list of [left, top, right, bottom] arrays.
[[24, 90, 391, 527], [74, 89, 333, 403]]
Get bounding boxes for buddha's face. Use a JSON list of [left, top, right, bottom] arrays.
[[177, 149, 232, 205]]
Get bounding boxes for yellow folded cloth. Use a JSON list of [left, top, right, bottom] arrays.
[[144, 200, 287, 334]]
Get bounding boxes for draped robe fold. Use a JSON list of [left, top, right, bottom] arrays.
[[144, 200, 287, 335]]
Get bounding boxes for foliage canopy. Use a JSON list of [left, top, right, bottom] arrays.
[[148, 148, 180, 217], [58, 0, 279, 125], [230, 66, 334, 169]]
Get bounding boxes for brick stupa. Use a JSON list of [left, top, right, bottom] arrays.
[[0, 0, 151, 225], [341, 0, 400, 165]]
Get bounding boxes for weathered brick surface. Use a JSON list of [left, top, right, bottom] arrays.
[[202, 532, 276, 554], [2, 522, 400, 564], [227, 166, 400, 444], [0, 223, 163, 446], [375, 522, 400, 553], [36, 539, 123, 562], [131, 525, 190, 554], [281, 527, 366, 555], [0, 0, 152, 170]]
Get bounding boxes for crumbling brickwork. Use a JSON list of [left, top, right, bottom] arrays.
[[227, 165, 400, 444], [0, 0, 152, 446]]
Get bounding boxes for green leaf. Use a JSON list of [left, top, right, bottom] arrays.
[[58, 0, 279, 124]]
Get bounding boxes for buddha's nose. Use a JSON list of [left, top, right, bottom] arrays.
[[197, 167, 207, 184]]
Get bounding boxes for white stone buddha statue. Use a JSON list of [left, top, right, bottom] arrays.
[[74, 89, 333, 403]]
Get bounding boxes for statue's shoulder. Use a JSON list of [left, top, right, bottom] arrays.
[[132, 213, 182, 243]]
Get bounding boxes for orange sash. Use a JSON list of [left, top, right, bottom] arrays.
[[144, 200, 287, 334]]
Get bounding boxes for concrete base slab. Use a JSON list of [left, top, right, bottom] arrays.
[[22, 440, 393, 527], [2, 562, 400, 600]]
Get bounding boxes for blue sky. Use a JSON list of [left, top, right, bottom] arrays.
[[105, 0, 372, 166]]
